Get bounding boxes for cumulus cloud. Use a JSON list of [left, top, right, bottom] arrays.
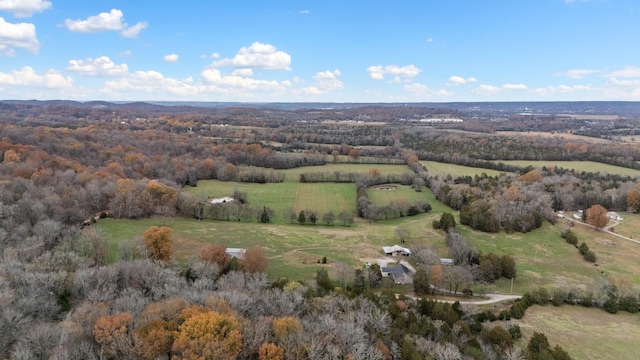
[[366, 64, 421, 80], [447, 75, 477, 86], [120, 21, 147, 38], [0, 0, 51, 17], [602, 77, 640, 99], [605, 66, 640, 78], [299, 9, 310, 14], [531, 84, 592, 96], [163, 53, 179, 63], [426, 38, 434, 42], [118, 49, 132, 57], [471, 84, 501, 95], [65, 9, 125, 32], [555, 68, 597, 79], [65, 9, 147, 37], [404, 83, 454, 97], [199, 67, 291, 92], [104, 70, 197, 97], [66, 56, 128, 77], [502, 83, 528, 90], [299, 69, 343, 95], [0, 66, 73, 88], [200, 52, 220, 59], [212, 42, 291, 70], [0, 17, 40, 54]]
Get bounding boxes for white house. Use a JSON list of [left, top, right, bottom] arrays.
[[606, 211, 623, 221], [382, 245, 411, 256], [225, 248, 246, 258]]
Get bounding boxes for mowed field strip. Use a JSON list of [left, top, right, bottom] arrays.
[[497, 160, 640, 177], [421, 161, 507, 178]]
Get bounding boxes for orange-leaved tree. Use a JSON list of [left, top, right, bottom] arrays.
[[259, 343, 285, 360], [172, 311, 243, 360], [93, 312, 133, 358], [143, 226, 173, 262], [586, 204, 608, 229], [240, 246, 268, 273]]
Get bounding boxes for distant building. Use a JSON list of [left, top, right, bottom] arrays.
[[439, 258, 454, 266], [382, 245, 411, 256], [225, 248, 246, 258], [210, 196, 235, 204], [606, 212, 623, 221]]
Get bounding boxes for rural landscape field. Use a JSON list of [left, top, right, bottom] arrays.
[[3, 98, 640, 359]]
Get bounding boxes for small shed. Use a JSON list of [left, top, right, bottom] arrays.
[[382, 245, 411, 256]]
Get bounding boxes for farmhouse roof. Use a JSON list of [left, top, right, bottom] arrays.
[[225, 248, 246, 258], [382, 245, 411, 255]]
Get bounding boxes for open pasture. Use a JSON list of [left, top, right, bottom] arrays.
[[463, 218, 640, 294], [517, 305, 640, 360], [279, 163, 413, 182], [497, 160, 639, 177], [367, 184, 432, 206], [421, 161, 506, 178]]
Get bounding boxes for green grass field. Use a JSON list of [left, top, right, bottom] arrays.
[[517, 305, 640, 360], [497, 160, 640, 177], [279, 163, 413, 182], [366, 184, 432, 206], [421, 161, 506, 178]]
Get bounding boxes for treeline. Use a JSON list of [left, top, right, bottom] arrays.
[[403, 129, 640, 170]]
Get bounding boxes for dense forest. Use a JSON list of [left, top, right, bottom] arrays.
[[2, 101, 639, 359]]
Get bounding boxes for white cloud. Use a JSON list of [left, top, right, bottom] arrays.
[[0, 66, 73, 88], [104, 70, 197, 97], [212, 42, 291, 70], [299, 69, 343, 95], [120, 21, 147, 38], [231, 68, 253, 77], [426, 38, 434, 42], [299, 9, 310, 14], [200, 52, 220, 59], [65, 9, 147, 37], [0, 17, 39, 54], [471, 84, 501, 95], [531, 84, 592, 96], [199, 68, 291, 93], [555, 68, 597, 79], [163, 53, 179, 63], [0, 0, 51, 17], [118, 49, 132, 57], [66, 56, 128, 77], [447, 75, 477, 86], [65, 9, 126, 33], [602, 77, 640, 99], [502, 83, 528, 90], [404, 83, 454, 97], [605, 66, 640, 78], [366, 64, 421, 80]]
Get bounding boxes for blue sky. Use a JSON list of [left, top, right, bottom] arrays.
[[0, 0, 639, 102]]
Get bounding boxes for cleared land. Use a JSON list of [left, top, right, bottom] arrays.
[[421, 161, 506, 178], [279, 163, 412, 182], [517, 305, 640, 360], [367, 184, 432, 206], [497, 160, 639, 177]]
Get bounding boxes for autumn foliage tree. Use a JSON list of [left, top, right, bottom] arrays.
[[240, 246, 268, 273], [143, 226, 173, 262], [259, 343, 285, 360], [586, 204, 608, 229], [93, 312, 133, 359], [172, 311, 243, 360], [199, 244, 231, 271]]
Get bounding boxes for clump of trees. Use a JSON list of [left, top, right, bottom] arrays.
[[560, 229, 597, 263]]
